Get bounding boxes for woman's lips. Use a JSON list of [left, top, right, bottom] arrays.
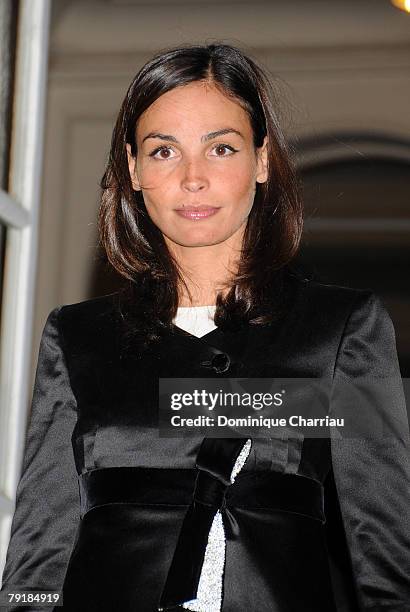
[[175, 207, 220, 220]]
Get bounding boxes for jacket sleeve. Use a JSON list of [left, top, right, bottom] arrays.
[[329, 291, 410, 612], [0, 306, 80, 611]]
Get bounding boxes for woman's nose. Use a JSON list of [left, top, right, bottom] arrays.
[[180, 159, 209, 192]]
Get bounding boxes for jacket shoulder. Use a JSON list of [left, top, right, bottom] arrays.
[[56, 291, 123, 353], [305, 277, 374, 305], [286, 266, 377, 317], [59, 291, 120, 318]]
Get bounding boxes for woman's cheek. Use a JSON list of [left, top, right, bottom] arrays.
[[223, 165, 255, 199], [138, 159, 177, 186]]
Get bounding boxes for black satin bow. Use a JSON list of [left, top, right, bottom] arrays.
[[158, 438, 248, 610]]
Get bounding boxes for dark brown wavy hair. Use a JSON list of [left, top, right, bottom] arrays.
[[99, 42, 304, 347]]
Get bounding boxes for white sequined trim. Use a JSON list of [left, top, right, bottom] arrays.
[[182, 439, 252, 612], [230, 439, 252, 483]]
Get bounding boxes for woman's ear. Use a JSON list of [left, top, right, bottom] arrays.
[[255, 136, 268, 184], [126, 143, 141, 191]]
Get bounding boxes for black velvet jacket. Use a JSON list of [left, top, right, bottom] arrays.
[[1, 270, 410, 612]]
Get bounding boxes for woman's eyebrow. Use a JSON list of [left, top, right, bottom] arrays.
[[142, 128, 244, 144]]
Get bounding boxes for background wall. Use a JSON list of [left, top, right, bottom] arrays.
[[35, 0, 410, 379]]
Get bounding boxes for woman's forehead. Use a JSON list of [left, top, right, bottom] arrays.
[[136, 83, 252, 140]]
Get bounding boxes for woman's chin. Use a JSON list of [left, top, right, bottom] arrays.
[[165, 231, 228, 249]]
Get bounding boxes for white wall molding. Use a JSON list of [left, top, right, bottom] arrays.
[[48, 44, 410, 83], [49, 0, 410, 55]]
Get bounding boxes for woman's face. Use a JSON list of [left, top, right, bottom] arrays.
[[126, 80, 268, 250]]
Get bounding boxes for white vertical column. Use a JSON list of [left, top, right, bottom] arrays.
[[0, 0, 51, 585]]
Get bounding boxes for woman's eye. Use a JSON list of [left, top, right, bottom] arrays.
[[149, 146, 176, 160], [148, 143, 238, 160], [211, 144, 238, 156]]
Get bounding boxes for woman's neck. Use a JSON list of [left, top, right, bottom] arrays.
[[178, 283, 229, 308], [165, 223, 245, 308], [178, 303, 216, 308]]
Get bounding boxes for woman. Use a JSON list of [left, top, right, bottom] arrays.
[[1, 43, 409, 612]]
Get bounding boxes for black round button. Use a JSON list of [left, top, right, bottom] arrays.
[[211, 352, 230, 374]]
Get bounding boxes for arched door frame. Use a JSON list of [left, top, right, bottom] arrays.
[[293, 131, 410, 233]]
